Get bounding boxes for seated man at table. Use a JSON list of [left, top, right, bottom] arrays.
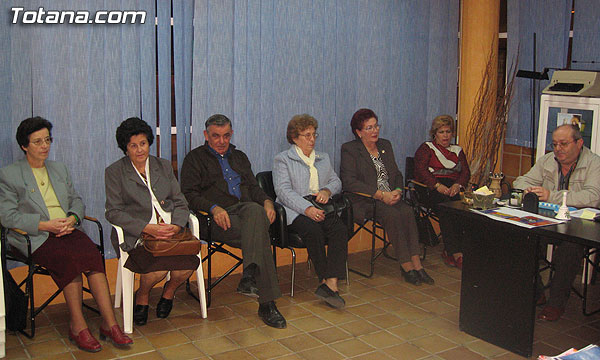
[[180, 114, 286, 329], [513, 124, 600, 321]]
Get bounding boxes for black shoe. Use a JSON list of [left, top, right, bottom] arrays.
[[258, 301, 287, 329], [402, 269, 422, 286], [237, 277, 259, 298], [156, 297, 173, 318], [133, 304, 149, 326], [314, 284, 345, 309], [417, 269, 434, 285]]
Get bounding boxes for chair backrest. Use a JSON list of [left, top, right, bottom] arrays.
[[405, 156, 415, 188], [256, 171, 276, 200]]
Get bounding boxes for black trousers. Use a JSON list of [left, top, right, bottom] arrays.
[[288, 214, 348, 280], [538, 239, 584, 308], [429, 178, 463, 255], [211, 202, 281, 303]]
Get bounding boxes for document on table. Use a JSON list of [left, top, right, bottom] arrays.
[[471, 207, 564, 229]]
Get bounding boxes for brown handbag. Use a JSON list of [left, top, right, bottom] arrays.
[[142, 228, 202, 257]]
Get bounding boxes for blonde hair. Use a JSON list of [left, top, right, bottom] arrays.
[[429, 115, 455, 140]]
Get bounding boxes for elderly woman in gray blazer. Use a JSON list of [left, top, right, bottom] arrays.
[[0, 117, 132, 352], [273, 114, 348, 309], [340, 108, 434, 286], [105, 117, 199, 327]]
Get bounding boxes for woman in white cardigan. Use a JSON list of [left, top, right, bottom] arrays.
[[273, 114, 348, 309]]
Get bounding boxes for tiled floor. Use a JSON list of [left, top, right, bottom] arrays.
[[5, 244, 600, 359]]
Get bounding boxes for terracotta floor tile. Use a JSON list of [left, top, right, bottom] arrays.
[[9, 247, 600, 360], [206, 305, 237, 321], [309, 326, 352, 344], [418, 300, 457, 315], [297, 345, 345, 360], [383, 342, 431, 359], [350, 350, 396, 360], [346, 303, 386, 318], [289, 316, 331, 332], [277, 333, 323, 353], [72, 346, 117, 360], [464, 339, 507, 358], [359, 329, 403, 348], [388, 323, 432, 340], [145, 329, 190, 348], [134, 318, 176, 335], [124, 350, 167, 360], [338, 320, 381, 337], [32, 352, 77, 360], [158, 343, 207, 360], [246, 340, 292, 359], [26, 339, 69, 358], [109, 337, 154, 357], [365, 313, 407, 328], [410, 334, 458, 354], [228, 328, 272, 347], [437, 346, 487, 360], [193, 335, 240, 355], [213, 317, 255, 334], [329, 337, 375, 357], [179, 321, 224, 340], [316, 309, 360, 325], [256, 323, 303, 340]]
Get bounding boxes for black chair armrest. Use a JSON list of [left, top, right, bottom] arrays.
[[270, 202, 289, 249], [83, 216, 105, 261]]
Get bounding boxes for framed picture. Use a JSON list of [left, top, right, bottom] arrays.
[[537, 94, 600, 159]]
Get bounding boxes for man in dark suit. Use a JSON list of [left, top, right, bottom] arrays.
[[180, 114, 286, 329]]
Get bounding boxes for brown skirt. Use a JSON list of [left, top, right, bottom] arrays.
[[124, 246, 200, 274], [31, 229, 105, 289]]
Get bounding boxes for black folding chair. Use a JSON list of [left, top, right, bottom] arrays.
[[1, 216, 105, 338]]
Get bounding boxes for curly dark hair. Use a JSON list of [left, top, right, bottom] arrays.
[[116, 117, 154, 155], [16, 116, 53, 153], [286, 114, 318, 144], [350, 108, 378, 139]]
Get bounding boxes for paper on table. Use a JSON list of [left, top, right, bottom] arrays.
[[570, 208, 600, 220], [472, 206, 564, 229]]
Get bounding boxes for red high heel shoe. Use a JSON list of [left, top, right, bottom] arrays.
[[69, 328, 102, 352], [99, 325, 133, 347]]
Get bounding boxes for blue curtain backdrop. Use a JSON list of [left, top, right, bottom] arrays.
[[571, 0, 600, 72], [506, 0, 572, 147], [191, 0, 459, 174]]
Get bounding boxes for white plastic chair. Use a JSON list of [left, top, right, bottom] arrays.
[[112, 214, 207, 333]]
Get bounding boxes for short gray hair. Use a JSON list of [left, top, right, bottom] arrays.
[[205, 114, 232, 129], [555, 124, 582, 141]]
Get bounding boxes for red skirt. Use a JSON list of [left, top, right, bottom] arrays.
[[31, 229, 105, 289]]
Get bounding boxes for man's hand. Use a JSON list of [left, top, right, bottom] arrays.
[[305, 206, 325, 222], [525, 186, 550, 201], [264, 200, 276, 224], [142, 223, 181, 239], [39, 217, 75, 237], [211, 206, 231, 230]]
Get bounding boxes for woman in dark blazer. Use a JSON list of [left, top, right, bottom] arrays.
[[105, 117, 199, 326], [340, 108, 433, 286], [0, 117, 132, 352]]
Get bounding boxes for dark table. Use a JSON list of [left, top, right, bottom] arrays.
[[437, 201, 600, 357]]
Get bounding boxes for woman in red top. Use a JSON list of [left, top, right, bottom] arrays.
[[414, 115, 470, 269]]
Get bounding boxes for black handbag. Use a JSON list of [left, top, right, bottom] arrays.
[[303, 195, 336, 216]]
